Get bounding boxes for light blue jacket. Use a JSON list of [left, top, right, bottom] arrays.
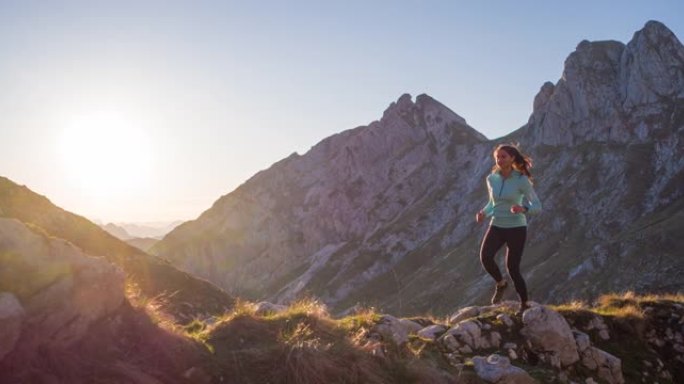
[[481, 170, 542, 228]]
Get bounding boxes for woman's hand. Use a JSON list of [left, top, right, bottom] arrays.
[[510, 205, 526, 214], [475, 211, 485, 224]]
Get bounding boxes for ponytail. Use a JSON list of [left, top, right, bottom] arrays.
[[492, 144, 534, 182]]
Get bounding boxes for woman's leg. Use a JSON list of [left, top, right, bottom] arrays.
[[504, 226, 528, 304], [480, 226, 506, 282]]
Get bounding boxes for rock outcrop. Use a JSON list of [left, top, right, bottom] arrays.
[[520, 306, 580, 367], [357, 302, 640, 383], [360, 299, 684, 384], [0, 218, 211, 384], [0, 218, 125, 359]]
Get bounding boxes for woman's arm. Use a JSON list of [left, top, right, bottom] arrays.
[[521, 177, 542, 215], [481, 178, 495, 217]]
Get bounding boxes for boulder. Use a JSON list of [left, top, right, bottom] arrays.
[[373, 315, 413, 345], [472, 354, 537, 384], [417, 324, 447, 340], [446, 319, 484, 349], [449, 306, 480, 324], [521, 306, 580, 367], [580, 346, 624, 384], [573, 330, 591, 352], [399, 318, 424, 333]]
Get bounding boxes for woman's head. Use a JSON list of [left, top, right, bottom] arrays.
[[492, 144, 533, 179]]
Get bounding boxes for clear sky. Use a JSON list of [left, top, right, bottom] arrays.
[[1, 1, 682, 224]]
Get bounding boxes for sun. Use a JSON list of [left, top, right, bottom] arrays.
[[58, 111, 153, 199]]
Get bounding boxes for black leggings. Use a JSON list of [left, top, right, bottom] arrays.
[[480, 225, 528, 303]]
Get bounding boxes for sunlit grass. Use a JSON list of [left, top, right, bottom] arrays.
[[551, 291, 684, 321], [337, 306, 381, 332], [549, 299, 589, 312], [125, 281, 180, 330], [219, 298, 258, 322], [274, 297, 329, 319]]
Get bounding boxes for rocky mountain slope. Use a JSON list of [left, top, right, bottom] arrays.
[[0, 218, 211, 383], [0, 176, 235, 321], [153, 20, 684, 317]]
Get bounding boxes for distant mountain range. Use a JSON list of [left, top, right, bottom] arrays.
[[101, 221, 183, 240], [101, 221, 182, 251], [152, 20, 684, 316]]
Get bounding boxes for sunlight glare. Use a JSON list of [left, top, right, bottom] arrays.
[[58, 111, 153, 199]]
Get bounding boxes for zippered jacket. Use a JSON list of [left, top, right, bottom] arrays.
[[481, 170, 542, 228]]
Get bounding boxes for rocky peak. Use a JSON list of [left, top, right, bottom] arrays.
[[532, 81, 555, 113], [620, 20, 684, 108], [155, 92, 488, 299], [522, 20, 684, 145], [380, 93, 486, 143], [382, 92, 414, 119]]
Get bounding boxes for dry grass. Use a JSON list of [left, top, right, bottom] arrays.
[[220, 298, 258, 321], [552, 291, 684, 320], [594, 291, 684, 319], [597, 291, 684, 306], [278, 297, 330, 319], [195, 299, 463, 383], [125, 281, 181, 331], [337, 306, 382, 332], [549, 299, 589, 312]]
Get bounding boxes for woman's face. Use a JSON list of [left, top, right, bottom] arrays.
[[494, 149, 514, 169]]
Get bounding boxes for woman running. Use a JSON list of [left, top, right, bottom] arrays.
[[476, 144, 541, 315]]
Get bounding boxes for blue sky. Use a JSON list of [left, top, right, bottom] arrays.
[[1, 1, 682, 222]]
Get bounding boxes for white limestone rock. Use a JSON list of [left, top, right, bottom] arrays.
[[449, 306, 481, 324], [417, 324, 447, 340], [521, 306, 580, 367], [373, 314, 414, 345], [472, 354, 537, 384], [580, 346, 625, 384], [446, 319, 484, 350]]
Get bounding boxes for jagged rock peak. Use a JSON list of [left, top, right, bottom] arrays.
[[564, 39, 625, 78], [382, 93, 467, 126], [383, 93, 414, 117], [522, 20, 684, 146], [532, 81, 555, 113], [380, 93, 486, 142], [620, 20, 684, 107], [637, 20, 680, 43]]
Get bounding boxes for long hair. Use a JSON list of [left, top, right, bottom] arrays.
[[491, 143, 534, 182]]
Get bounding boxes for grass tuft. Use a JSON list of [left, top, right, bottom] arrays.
[[220, 298, 258, 322], [279, 297, 329, 319]]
